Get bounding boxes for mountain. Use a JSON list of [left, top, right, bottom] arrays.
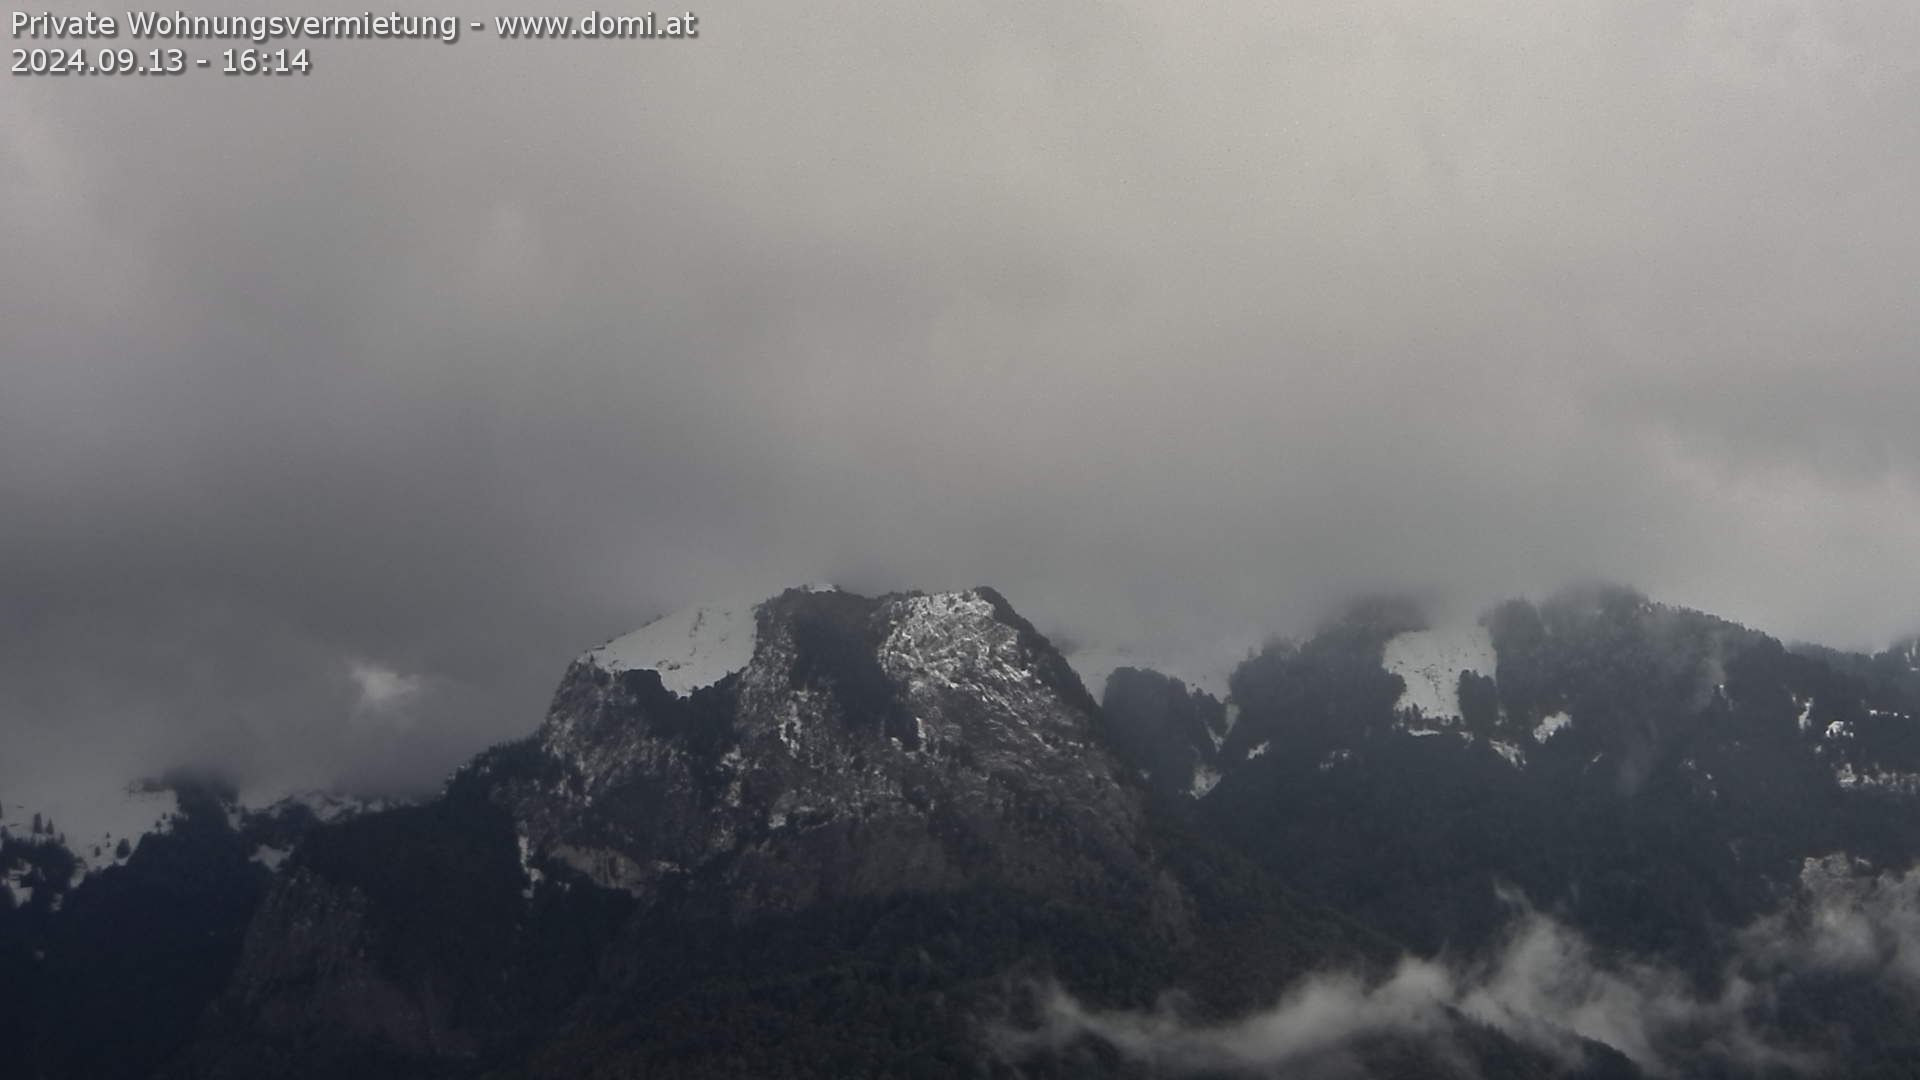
[[0, 782, 391, 1079], [7, 582, 1920, 1077], [497, 585, 1169, 915], [1201, 587, 1920, 956], [1178, 586, 1920, 1075], [179, 587, 1391, 1078]]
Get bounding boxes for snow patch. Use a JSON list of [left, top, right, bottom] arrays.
[[585, 598, 761, 696], [777, 702, 804, 756], [0, 784, 178, 871], [1534, 711, 1572, 743], [1381, 624, 1497, 722], [1490, 741, 1526, 769], [1247, 740, 1271, 760], [516, 833, 546, 900], [250, 845, 291, 871], [3, 868, 32, 908], [1189, 764, 1222, 799], [1834, 762, 1920, 795], [1796, 697, 1814, 733]]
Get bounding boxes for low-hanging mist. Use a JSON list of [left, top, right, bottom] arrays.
[[997, 859, 1920, 1077]]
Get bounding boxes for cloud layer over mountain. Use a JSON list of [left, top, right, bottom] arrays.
[[4, 0, 1917, 797], [1000, 861, 1920, 1077]]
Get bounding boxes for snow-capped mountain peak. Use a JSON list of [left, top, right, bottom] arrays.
[[581, 596, 762, 696], [489, 586, 1155, 913], [1381, 622, 1498, 722]]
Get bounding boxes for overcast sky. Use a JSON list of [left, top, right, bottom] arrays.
[[4, 0, 1917, 799]]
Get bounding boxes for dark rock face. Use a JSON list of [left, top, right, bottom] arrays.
[[182, 794, 554, 1077], [221, 868, 471, 1058], [1097, 666, 1225, 801]]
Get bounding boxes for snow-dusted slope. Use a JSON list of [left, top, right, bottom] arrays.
[[583, 598, 761, 696], [0, 784, 178, 869], [0, 774, 404, 891], [498, 586, 1157, 913], [1381, 623, 1498, 720]]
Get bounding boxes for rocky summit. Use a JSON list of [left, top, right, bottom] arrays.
[[486, 585, 1179, 918]]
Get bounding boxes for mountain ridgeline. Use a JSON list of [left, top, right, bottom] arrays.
[[6, 584, 1920, 1078]]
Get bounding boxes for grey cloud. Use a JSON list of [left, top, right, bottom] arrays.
[[999, 857, 1920, 1076], [995, 891, 1825, 1076], [3, 0, 1918, 798], [1744, 854, 1920, 990]]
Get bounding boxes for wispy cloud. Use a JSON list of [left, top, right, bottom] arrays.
[[991, 873, 1920, 1076], [346, 659, 426, 725]]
